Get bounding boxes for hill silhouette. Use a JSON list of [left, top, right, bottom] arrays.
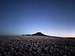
[[21, 32, 64, 39], [32, 32, 47, 36]]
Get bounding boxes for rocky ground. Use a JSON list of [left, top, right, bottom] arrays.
[[0, 36, 75, 56]]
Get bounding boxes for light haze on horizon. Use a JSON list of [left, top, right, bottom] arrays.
[[0, 0, 75, 37]]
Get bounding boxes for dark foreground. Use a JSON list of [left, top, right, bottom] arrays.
[[0, 37, 75, 56]]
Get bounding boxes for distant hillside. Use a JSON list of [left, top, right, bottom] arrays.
[[21, 32, 47, 36], [32, 32, 48, 36]]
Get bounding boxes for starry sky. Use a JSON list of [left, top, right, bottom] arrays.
[[0, 0, 75, 37]]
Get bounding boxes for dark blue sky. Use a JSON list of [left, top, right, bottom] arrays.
[[0, 0, 75, 37]]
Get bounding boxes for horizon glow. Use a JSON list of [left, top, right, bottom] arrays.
[[0, 0, 75, 37]]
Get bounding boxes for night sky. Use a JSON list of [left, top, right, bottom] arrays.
[[0, 0, 75, 37]]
